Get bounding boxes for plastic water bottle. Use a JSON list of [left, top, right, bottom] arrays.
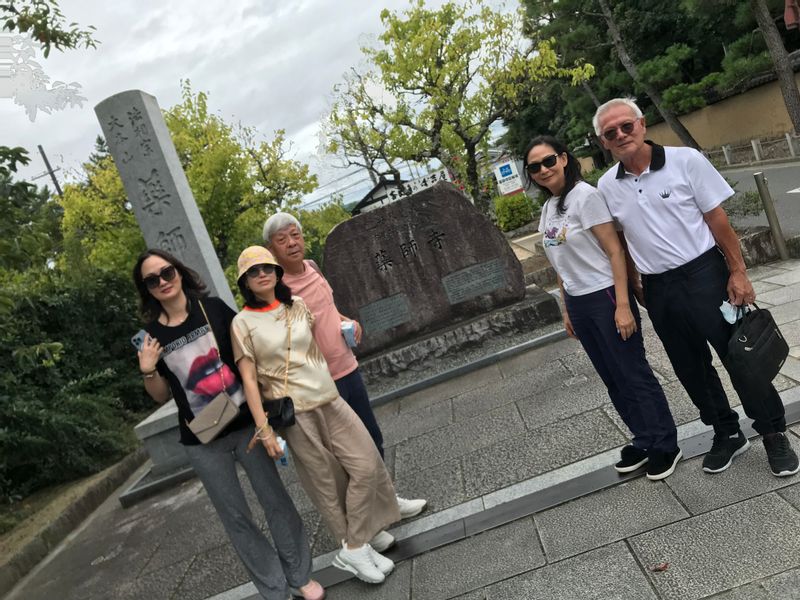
[[275, 436, 289, 467]]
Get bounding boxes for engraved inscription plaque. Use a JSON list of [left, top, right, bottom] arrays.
[[442, 259, 507, 305], [360, 294, 412, 334]]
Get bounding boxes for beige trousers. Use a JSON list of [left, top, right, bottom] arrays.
[[284, 397, 400, 545]]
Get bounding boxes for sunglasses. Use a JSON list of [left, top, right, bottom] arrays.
[[601, 120, 637, 141], [526, 154, 559, 175], [246, 264, 277, 278], [143, 265, 178, 290]]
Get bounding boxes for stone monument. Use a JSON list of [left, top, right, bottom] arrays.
[[323, 182, 529, 356], [95, 90, 235, 505], [95, 90, 235, 307]]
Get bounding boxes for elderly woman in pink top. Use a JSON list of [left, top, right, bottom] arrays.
[[263, 212, 427, 525]]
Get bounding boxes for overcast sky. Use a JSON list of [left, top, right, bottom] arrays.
[[2, 0, 460, 202]]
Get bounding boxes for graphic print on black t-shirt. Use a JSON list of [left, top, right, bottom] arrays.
[[162, 324, 245, 415]]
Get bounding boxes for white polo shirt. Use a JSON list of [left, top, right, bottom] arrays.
[[538, 181, 615, 296], [597, 143, 733, 275]]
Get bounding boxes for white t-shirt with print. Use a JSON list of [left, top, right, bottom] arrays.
[[598, 145, 734, 275], [537, 181, 614, 296]]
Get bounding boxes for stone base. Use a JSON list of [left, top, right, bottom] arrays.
[[118, 462, 196, 508], [359, 284, 561, 383]]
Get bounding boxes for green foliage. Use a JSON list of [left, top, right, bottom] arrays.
[[493, 192, 534, 232], [0, 268, 146, 502], [723, 176, 764, 218], [581, 167, 611, 188], [1, 0, 98, 57], [59, 82, 318, 290], [325, 0, 591, 214], [295, 200, 351, 267], [506, 0, 800, 159]]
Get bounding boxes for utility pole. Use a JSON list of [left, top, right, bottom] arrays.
[[37, 145, 63, 196]]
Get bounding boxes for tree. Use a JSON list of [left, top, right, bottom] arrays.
[[596, 0, 700, 149], [325, 0, 592, 213], [509, 0, 799, 156], [751, 0, 800, 134], [59, 83, 318, 286], [1, 0, 97, 57]]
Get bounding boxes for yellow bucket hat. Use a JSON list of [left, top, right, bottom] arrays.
[[236, 246, 283, 281]]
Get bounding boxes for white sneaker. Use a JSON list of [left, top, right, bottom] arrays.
[[396, 495, 427, 519], [332, 542, 385, 584], [367, 544, 395, 576], [369, 530, 396, 552]]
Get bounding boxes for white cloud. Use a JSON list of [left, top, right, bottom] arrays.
[[0, 0, 451, 191]]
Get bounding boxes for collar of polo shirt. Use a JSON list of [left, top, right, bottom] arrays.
[[615, 141, 666, 179]]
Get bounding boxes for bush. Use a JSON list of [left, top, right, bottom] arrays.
[[493, 192, 534, 232], [0, 270, 147, 502]]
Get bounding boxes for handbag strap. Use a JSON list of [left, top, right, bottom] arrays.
[[198, 300, 227, 392], [283, 313, 291, 397]]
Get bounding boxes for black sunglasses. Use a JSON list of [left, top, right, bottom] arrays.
[[246, 264, 277, 278], [601, 120, 637, 141], [526, 154, 559, 175], [143, 265, 178, 290]]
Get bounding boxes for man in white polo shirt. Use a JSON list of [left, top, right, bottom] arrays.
[[594, 97, 798, 478]]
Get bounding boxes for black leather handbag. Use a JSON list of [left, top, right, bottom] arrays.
[[263, 396, 295, 429], [722, 305, 789, 396]]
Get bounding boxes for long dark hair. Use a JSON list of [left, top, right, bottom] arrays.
[[522, 135, 583, 214], [237, 274, 293, 309], [133, 249, 208, 323]]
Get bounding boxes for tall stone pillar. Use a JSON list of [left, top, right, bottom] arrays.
[[95, 89, 235, 308]]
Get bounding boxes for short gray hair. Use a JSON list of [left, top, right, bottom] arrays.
[[263, 212, 303, 245], [592, 98, 643, 136]]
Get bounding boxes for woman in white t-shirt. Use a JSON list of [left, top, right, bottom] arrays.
[[524, 135, 681, 481]]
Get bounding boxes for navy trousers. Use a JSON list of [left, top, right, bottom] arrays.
[[334, 367, 385, 459], [642, 247, 786, 436], [565, 285, 678, 453]]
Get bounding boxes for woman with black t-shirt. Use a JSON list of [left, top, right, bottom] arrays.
[[133, 249, 324, 600]]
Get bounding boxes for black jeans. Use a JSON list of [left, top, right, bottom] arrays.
[[642, 247, 786, 436], [565, 285, 678, 453], [334, 368, 385, 459]]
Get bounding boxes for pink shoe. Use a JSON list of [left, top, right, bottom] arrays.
[[291, 579, 325, 600]]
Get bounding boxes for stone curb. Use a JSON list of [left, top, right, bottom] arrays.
[[0, 447, 148, 598]]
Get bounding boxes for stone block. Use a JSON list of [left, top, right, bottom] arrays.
[[359, 287, 560, 380], [411, 517, 544, 599], [172, 543, 250, 600], [394, 403, 525, 476], [393, 458, 468, 516], [329, 560, 413, 599], [452, 359, 572, 422], [378, 398, 453, 446], [516, 379, 609, 431], [665, 444, 797, 514], [484, 542, 657, 600], [710, 567, 800, 599], [629, 493, 800, 600], [324, 183, 526, 356], [535, 478, 688, 561], [462, 409, 626, 497], [757, 282, 800, 306]]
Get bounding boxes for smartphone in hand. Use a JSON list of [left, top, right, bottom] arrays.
[[131, 329, 147, 352]]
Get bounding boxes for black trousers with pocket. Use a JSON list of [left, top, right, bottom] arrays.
[[642, 247, 786, 436]]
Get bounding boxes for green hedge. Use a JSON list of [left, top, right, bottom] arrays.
[[0, 271, 148, 503], [493, 192, 534, 232]]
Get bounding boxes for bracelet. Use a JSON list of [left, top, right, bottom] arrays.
[[141, 367, 157, 375], [142, 370, 158, 379]]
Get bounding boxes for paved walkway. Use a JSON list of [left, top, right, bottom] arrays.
[[6, 259, 800, 600]]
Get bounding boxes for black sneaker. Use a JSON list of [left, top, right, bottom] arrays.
[[763, 432, 800, 477], [702, 431, 750, 473], [614, 445, 648, 473], [646, 448, 683, 481]]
